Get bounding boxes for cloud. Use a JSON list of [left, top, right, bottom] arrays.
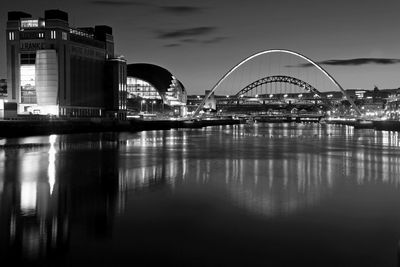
[[202, 36, 228, 44], [288, 58, 400, 67], [90, 1, 205, 15], [162, 36, 228, 48], [164, 43, 181, 48], [156, 26, 226, 47], [90, 0, 147, 6], [164, 36, 228, 47], [181, 38, 198, 43], [156, 27, 216, 39], [160, 6, 204, 15]]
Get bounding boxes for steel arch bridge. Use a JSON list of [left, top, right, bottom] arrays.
[[235, 75, 320, 97], [191, 49, 362, 117], [226, 75, 333, 109]]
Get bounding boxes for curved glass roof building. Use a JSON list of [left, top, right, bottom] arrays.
[[126, 63, 187, 107]]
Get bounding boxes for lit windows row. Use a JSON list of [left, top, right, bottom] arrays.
[[20, 65, 36, 87], [20, 19, 45, 28], [20, 64, 37, 104], [19, 30, 67, 40], [9, 29, 68, 41], [49, 31, 68, 40], [69, 28, 94, 39], [127, 77, 163, 99]]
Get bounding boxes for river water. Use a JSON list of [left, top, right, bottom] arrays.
[[1, 123, 400, 266]]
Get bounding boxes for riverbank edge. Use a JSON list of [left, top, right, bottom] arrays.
[[326, 119, 400, 131], [0, 118, 243, 138]]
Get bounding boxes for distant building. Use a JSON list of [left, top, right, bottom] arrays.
[[386, 88, 400, 120], [187, 88, 399, 116], [6, 9, 126, 118]]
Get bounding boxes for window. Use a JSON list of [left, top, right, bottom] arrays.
[[126, 77, 162, 100], [20, 64, 37, 104], [62, 32, 67, 40], [8, 32, 15, 41], [21, 19, 39, 28], [51, 30, 56, 39], [20, 53, 36, 65], [20, 32, 44, 40]]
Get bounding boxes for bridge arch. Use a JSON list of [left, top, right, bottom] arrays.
[[235, 75, 321, 97], [191, 49, 361, 117], [225, 75, 333, 110]]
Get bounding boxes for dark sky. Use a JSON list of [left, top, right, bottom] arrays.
[[1, 0, 400, 94]]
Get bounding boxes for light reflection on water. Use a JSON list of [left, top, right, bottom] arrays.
[[1, 124, 400, 265]]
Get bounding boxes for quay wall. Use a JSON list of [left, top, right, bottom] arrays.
[[0, 118, 242, 138]]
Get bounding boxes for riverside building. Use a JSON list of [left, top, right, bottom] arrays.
[[6, 9, 127, 119], [126, 63, 187, 116]]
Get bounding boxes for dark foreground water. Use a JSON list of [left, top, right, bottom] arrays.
[[1, 123, 400, 266]]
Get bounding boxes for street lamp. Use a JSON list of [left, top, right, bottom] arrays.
[[141, 99, 146, 113]]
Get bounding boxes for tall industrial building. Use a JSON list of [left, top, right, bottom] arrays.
[[6, 9, 126, 118]]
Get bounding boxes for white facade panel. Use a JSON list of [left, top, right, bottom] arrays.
[[35, 50, 58, 105]]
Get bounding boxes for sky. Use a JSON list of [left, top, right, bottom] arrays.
[[1, 0, 400, 94]]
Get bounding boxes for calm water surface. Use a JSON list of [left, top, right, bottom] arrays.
[[1, 123, 400, 266]]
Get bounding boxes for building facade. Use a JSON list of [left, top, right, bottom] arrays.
[[6, 9, 126, 118], [105, 56, 127, 120]]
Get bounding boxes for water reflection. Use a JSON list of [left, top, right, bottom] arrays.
[[0, 136, 67, 264], [0, 124, 400, 265], [115, 125, 400, 218], [48, 135, 56, 195]]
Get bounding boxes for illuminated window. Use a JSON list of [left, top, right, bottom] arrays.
[[38, 32, 44, 38], [69, 28, 94, 39], [355, 91, 366, 99], [8, 32, 15, 40], [21, 19, 39, 28], [126, 77, 162, 100], [51, 30, 56, 39], [20, 181, 37, 212], [62, 32, 67, 40], [20, 54, 37, 104]]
